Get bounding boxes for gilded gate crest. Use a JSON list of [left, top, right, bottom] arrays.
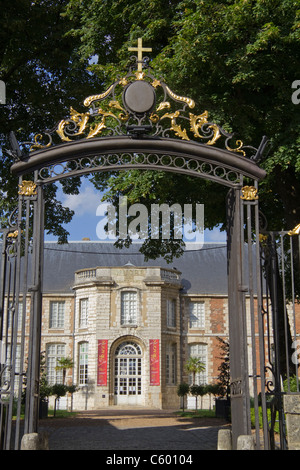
[[23, 38, 262, 162]]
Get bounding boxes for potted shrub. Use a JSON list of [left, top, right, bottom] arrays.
[[177, 382, 190, 413]]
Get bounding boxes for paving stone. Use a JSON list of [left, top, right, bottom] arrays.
[[39, 409, 230, 451]]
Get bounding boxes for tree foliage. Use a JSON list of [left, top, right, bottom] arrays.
[[185, 356, 205, 385], [216, 337, 231, 399], [176, 382, 190, 412], [64, 0, 300, 241], [0, 0, 102, 240], [1, 0, 300, 248], [55, 356, 74, 385]]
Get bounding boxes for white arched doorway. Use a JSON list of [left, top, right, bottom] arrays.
[[114, 341, 143, 405]]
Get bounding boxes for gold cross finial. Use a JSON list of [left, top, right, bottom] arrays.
[[128, 38, 152, 72]]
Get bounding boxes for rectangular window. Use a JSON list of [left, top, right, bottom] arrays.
[[189, 301, 205, 329], [121, 292, 137, 325], [46, 344, 66, 385], [166, 343, 177, 385], [167, 299, 176, 328], [79, 298, 88, 328], [188, 343, 207, 385], [79, 342, 88, 385], [49, 301, 65, 329]]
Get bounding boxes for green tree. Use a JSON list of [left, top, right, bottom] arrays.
[[55, 356, 74, 385], [185, 356, 205, 385], [190, 384, 206, 411], [62, 0, 300, 375], [63, 0, 300, 241], [2, 1, 300, 249], [206, 383, 221, 410], [50, 383, 77, 416], [39, 351, 52, 402], [50, 383, 67, 417], [0, 0, 102, 240], [177, 382, 190, 413], [216, 337, 230, 399]]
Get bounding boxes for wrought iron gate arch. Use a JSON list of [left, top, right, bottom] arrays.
[[10, 136, 265, 187], [1, 42, 271, 450]]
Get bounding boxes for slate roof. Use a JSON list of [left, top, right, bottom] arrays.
[[0, 241, 230, 295], [42, 241, 228, 295]]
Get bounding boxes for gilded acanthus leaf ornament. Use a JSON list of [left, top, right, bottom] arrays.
[[240, 186, 258, 201], [108, 101, 129, 122], [86, 121, 107, 139], [288, 223, 300, 236], [189, 111, 221, 145], [56, 107, 90, 142], [160, 111, 189, 140], [18, 180, 37, 197]]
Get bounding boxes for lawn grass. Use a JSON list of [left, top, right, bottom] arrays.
[[175, 409, 217, 418], [176, 406, 279, 435], [46, 409, 78, 419]]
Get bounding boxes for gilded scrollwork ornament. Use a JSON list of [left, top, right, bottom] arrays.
[[189, 111, 221, 145], [24, 37, 261, 161]]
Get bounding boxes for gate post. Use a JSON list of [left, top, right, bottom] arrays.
[[227, 188, 251, 449], [24, 181, 44, 435]]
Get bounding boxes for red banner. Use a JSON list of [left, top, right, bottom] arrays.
[[97, 340, 108, 386], [149, 339, 160, 386]]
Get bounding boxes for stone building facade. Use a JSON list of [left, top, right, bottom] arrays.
[[4, 241, 298, 411], [38, 261, 229, 410]]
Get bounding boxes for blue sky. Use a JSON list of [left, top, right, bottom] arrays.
[[45, 178, 226, 244]]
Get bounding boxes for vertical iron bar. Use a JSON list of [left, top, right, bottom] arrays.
[[14, 198, 30, 449], [0, 230, 8, 451], [241, 197, 251, 434], [280, 234, 290, 392], [270, 233, 287, 449], [4, 256, 11, 364], [289, 235, 299, 391], [254, 195, 270, 449], [24, 181, 44, 435], [0, 231, 8, 345], [246, 201, 260, 448]]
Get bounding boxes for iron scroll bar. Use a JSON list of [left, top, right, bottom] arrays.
[[4, 185, 23, 449]]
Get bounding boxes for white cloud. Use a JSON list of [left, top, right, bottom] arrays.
[[62, 184, 102, 217]]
